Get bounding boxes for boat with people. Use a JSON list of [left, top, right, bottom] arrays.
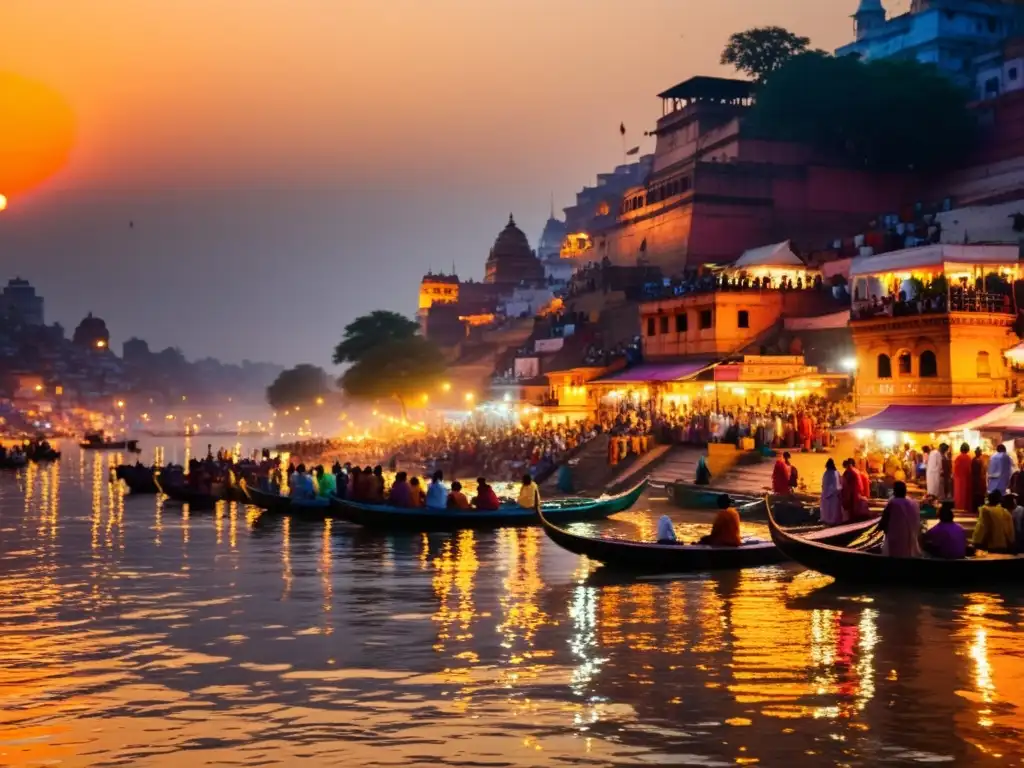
[[25, 441, 60, 462], [241, 482, 295, 514], [538, 495, 881, 573], [766, 497, 1024, 587], [80, 432, 141, 452], [330, 477, 650, 531]]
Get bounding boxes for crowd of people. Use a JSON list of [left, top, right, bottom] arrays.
[[276, 462, 540, 512], [651, 395, 853, 451]]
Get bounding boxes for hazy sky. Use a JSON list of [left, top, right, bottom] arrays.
[[0, 0, 894, 369]]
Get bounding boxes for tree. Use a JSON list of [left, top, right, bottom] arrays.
[[721, 26, 811, 82], [747, 52, 974, 173], [266, 364, 331, 410], [339, 336, 446, 419], [333, 310, 419, 365]]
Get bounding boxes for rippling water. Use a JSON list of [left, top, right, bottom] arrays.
[[1, 444, 1023, 766]]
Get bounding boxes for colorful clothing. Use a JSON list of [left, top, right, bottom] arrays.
[[880, 497, 921, 557], [820, 469, 843, 525], [953, 453, 973, 512], [922, 521, 967, 560], [973, 503, 1015, 552], [705, 507, 742, 547]]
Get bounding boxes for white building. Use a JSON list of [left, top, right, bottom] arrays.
[[837, 0, 1024, 82]]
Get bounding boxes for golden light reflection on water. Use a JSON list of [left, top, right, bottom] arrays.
[[0, 455, 1023, 765]]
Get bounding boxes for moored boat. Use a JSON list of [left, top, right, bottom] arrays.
[[242, 483, 294, 514], [330, 477, 649, 531], [767, 500, 1024, 587], [154, 473, 223, 509], [114, 464, 160, 494], [538, 497, 881, 573]]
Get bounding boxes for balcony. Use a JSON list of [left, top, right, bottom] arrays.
[[852, 290, 1014, 321]]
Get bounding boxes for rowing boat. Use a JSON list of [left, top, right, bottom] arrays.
[[330, 477, 649, 531], [766, 499, 1024, 587], [154, 473, 222, 509], [242, 483, 294, 514], [538, 496, 880, 573], [114, 465, 159, 494]]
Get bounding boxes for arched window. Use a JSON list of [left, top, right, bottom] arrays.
[[877, 353, 892, 379], [898, 351, 912, 375], [920, 350, 938, 378], [977, 351, 991, 378]]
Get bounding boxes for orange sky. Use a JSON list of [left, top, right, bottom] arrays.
[[0, 0, 907, 364]]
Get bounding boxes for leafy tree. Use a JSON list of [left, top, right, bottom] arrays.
[[721, 26, 811, 82], [333, 310, 419, 365], [266, 364, 331, 410], [340, 336, 446, 419], [747, 52, 974, 172]]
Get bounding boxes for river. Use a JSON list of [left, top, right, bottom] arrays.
[[0, 442, 1022, 766]]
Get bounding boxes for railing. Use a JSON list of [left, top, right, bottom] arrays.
[[857, 380, 1007, 399], [852, 291, 1013, 320]]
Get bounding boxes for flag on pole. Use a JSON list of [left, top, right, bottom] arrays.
[[619, 122, 626, 136], [625, 146, 640, 156]]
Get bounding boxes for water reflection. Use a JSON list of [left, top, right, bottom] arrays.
[[0, 450, 1019, 765]]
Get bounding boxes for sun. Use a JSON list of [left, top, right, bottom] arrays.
[[0, 194, 6, 212], [0, 72, 74, 198]]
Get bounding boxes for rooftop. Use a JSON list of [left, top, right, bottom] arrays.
[[657, 76, 755, 103]]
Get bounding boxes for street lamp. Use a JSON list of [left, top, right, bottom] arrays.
[[464, 392, 475, 403]]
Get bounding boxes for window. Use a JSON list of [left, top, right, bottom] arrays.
[[920, 350, 938, 378], [675, 313, 688, 333], [977, 351, 991, 378], [699, 309, 713, 329], [877, 353, 892, 380], [737, 310, 749, 329], [1010, 67, 1019, 81], [659, 316, 669, 334], [646, 317, 656, 336], [898, 351, 912, 375]]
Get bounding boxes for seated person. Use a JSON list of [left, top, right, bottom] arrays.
[[472, 477, 501, 511], [973, 490, 1016, 553], [878, 480, 921, 557], [426, 470, 448, 510], [447, 480, 472, 510], [921, 501, 968, 560], [388, 471, 412, 507], [409, 476, 426, 508], [517, 474, 541, 510], [656, 514, 680, 545], [699, 494, 742, 547]]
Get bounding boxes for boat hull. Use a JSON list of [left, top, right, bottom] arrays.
[[539, 502, 880, 573], [243, 484, 294, 514], [767, 500, 1024, 587], [115, 466, 159, 494], [154, 474, 222, 509], [330, 478, 648, 531]]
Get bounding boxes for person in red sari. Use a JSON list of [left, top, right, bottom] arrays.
[[771, 455, 791, 494], [842, 459, 868, 520], [953, 442, 973, 512]]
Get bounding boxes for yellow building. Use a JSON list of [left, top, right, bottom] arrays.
[[848, 244, 1021, 410], [417, 272, 459, 332]]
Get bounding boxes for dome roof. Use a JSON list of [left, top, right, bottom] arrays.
[[485, 214, 544, 286], [491, 214, 533, 261], [538, 216, 567, 246]]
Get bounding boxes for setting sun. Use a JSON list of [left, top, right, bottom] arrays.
[[0, 72, 74, 198], [0, 194, 6, 212]]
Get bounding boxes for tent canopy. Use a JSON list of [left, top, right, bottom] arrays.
[[733, 240, 804, 269], [599, 360, 715, 384], [850, 244, 1020, 277], [837, 403, 1016, 433]]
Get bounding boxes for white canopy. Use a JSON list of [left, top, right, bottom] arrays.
[[850, 244, 1020, 277], [733, 240, 804, 269]]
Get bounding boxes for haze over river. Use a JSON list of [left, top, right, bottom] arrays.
[[0, 441, 1022, 766]]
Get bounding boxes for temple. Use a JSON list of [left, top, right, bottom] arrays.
[[484, 215, 545, 287]]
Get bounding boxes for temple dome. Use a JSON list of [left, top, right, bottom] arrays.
[[73, 312, 110, 350], [537, 216, 567, 260], [485, 214, 545, 286]]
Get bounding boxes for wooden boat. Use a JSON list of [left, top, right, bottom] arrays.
[[154, 473, 222, 509], [330, 477, 649, 531], [538, 498, 881, 573], [27, 448, 61, 462], [114, 465, 159, 494], [665, 481, 824, 518], [242, 482, 294, 514], [0, 455, 28, 470], [766, 500, 1024, 587], [80, 435, 141, 452]]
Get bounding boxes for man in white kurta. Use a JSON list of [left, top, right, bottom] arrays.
[[926, 446, 943, 497]]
